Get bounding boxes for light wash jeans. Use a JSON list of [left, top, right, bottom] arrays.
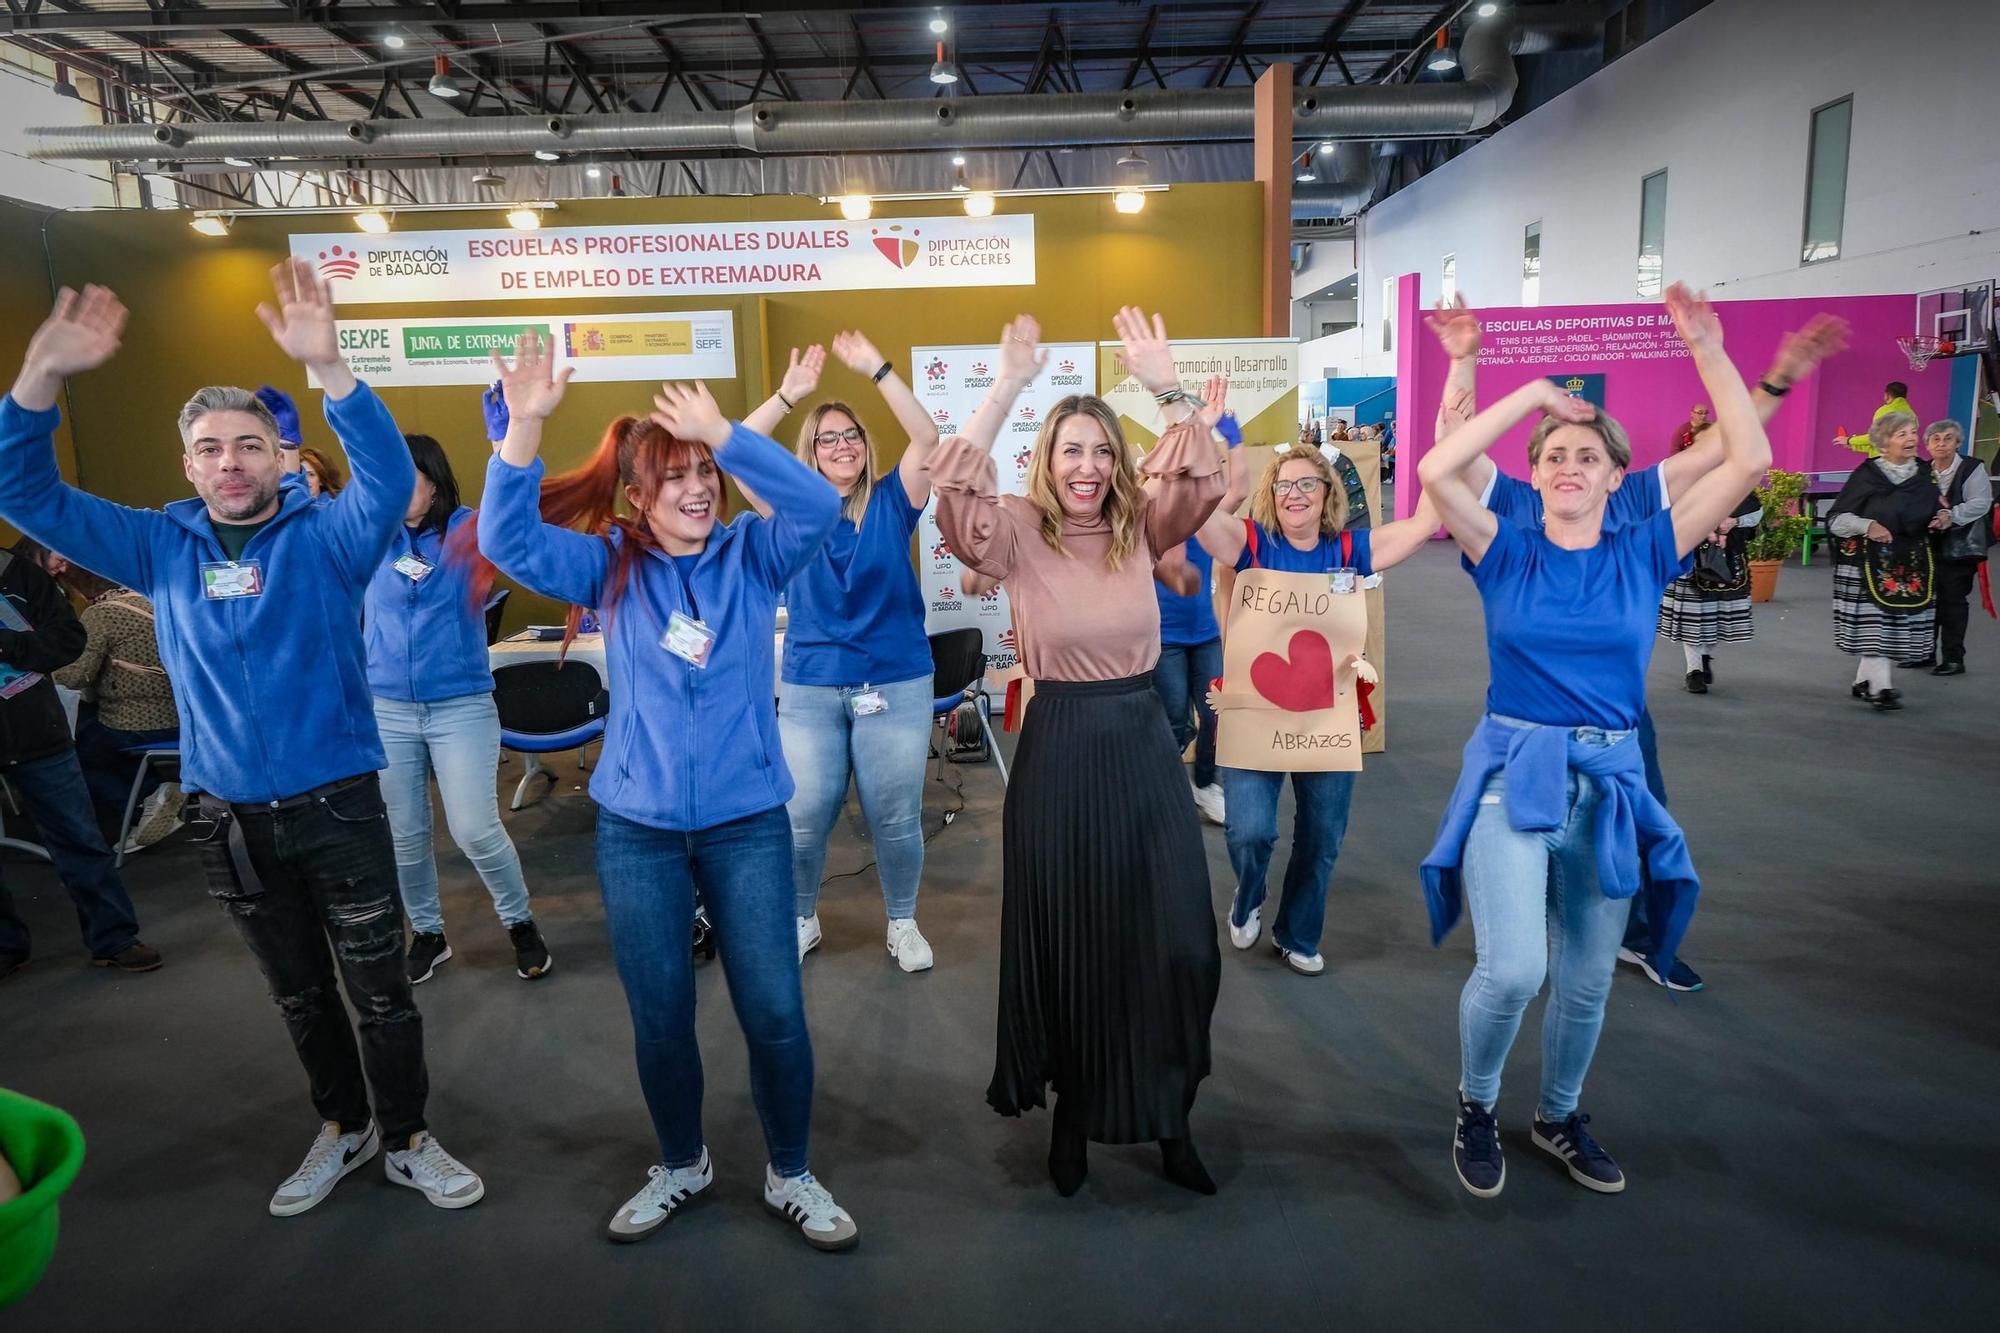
[[373, 692, 532, 935], [778, 673, 932, 921], [1457, 760, 1631, 1120]]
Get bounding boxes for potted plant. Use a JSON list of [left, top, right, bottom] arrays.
[[1744, 469, 1809, 602]]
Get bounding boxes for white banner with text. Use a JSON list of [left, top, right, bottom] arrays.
[[313, 310, 736, 388]]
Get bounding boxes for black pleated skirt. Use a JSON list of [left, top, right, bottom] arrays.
[[987, 673, 1221, 1144]]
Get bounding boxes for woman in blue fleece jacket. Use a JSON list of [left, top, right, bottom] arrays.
[[476, 333, 857, 1252], [1416, 284, 1768, 1202]]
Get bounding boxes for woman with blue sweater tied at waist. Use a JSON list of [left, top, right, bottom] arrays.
[[1418, 284, 1770, 1199], [368, 433, 546, 986], [737, 331, 942, 972], [478, 334, 858, 1251]]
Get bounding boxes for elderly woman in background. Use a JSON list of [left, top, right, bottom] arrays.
[[1826, 412, 1939, 711], [1910, 419, 1993, 676], [1655, 423, 1762, 694]]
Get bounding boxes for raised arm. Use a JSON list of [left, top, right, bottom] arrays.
[[824, 331, 940, 507], [1366, 486, 1444, 571], [1190, 387, 1253, 567], [651, 382, 840, 590], [480, 332, 609, 608], [735, 345, 822, 520], [0, 285, 163, 592], [1663, 285, 1773, 556], [1423, 295, 1507, 502], [926, 316, 1045, 579], [1419, 379, 1594, 564], [1660, 313, 1848, 500]]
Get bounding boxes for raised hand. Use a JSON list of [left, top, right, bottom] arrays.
[[652, 381, 731, 447], [1664, 282, 1724, 354], [255, 258, 341, 369], [1195, 375, 1230, 431], [1536, 381, 1599, 423], [780, 345, 825, 404], [1113, 305, 1179, 395], [489, 331, 574, 423], [22, 285, 127, 383], [995, 314, 1048, 384], [1769, 313, 1851, 386], [1424, 294, 1481, 360], [830, 330, 885, 376]]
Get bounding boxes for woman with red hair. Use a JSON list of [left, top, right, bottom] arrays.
[[476, 333, 855, 1251]]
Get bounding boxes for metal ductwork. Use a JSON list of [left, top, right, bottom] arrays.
[[1293, 141, 1377, 219], [29, 13, 1527, 165]]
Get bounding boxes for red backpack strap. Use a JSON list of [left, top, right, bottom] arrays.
[[1243, 518, 1261, 569], [1339, 530, 1353, 569]]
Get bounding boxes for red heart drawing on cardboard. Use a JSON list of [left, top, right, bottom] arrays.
[[1249, 630, 1335, 712]]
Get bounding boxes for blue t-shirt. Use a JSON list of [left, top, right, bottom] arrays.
[[781, 469, 932, 687], [1484, 463, 1667, 532], [1156, 537, 1219, 646], [1234, 522, 1376, 576], [1467, 510, 1690, 729]]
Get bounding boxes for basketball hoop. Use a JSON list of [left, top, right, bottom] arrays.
[[1897, 334, 1947, 372]]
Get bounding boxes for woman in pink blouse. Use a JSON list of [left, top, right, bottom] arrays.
[[929, 308, 1226, 1199]]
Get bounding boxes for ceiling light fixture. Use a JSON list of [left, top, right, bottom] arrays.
[[951, 153, 966, 167], [1427, 31, 1459, 72], [1477, 3, 1500, 16], [471, 167, 504, 191], [928, 41, 958, 85], [382, 32, 406, 50], [839, 194, 873, 221], [1318, 141, 1335, 155], [533, 149, 561, 162], [223, 156, 256, 168], [964, 190, 996, 218], [1112, 188, 1145, 215], [505, 207, 542, 231], [427, 56, 462, 100], [929, 14, 949, 36], [584, 160, 603, 179], [189, 214, 230, 237], [1116, 147, 1149, 169], [354, 209, 391, 234]]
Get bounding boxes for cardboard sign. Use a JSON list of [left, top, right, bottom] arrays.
[[1213, 567, 1368, 772]]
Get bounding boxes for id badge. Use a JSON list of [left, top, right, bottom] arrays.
[[393, 552, 435, 581], [201, 560, 264, 599], [848, 688, 888, 718], [1328, 568, 1358, 595], [660, 610, 717, 668]]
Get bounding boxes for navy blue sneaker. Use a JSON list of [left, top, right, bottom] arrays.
[[1618, 946, 1704, 992], [1531, 1112, 1626, 1193], [1453, 1095, 1504, 1198]]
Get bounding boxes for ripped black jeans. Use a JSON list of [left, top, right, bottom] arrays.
[[196, 774, 429, 1143]]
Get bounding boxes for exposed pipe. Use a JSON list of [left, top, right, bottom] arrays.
[[29, 14, 1526, 165]]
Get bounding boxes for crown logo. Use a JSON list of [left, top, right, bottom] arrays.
[[1564, 376, 1586, 393]]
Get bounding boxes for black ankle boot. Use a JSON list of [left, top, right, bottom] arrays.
[[1158, 1136, 1217, 1195], [1048, 1100, 1088, 1197]]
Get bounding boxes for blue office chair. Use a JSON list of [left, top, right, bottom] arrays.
[[927, 628, 1006, 786], [494, 659, 609, 810]]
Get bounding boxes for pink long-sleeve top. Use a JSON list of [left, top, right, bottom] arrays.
[[929, 419, 1223, 681]]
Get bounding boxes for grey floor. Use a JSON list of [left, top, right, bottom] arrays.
[[4, 545, 1996, 1332]]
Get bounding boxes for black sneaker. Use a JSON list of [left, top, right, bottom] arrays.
[[0, 953, 27, 982], [1684, 670, 1707, 695], [1531, 1112, 1626, 1193], [407, 931, 451, 984], [509, 920, 552, 980], [1618, 946, 1704, 992], [1453, 1095, 1504, 1197], [93, 941, 162, 973]]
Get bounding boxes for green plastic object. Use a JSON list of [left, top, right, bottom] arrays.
[[0, 1088, 85, 1309]]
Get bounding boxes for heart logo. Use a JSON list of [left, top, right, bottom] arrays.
[[1249, 630, 1335, 712]]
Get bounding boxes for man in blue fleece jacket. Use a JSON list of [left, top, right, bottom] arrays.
[[0, 263, 484, 1219]]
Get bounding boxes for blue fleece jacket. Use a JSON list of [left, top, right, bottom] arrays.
[[478, 423, 840, 832], [366, 506, 494, 703], [0, 383, 415, 803]]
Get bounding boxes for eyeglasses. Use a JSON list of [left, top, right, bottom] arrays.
[[814, 428, 864, 449], [1271, 478, 1324, 497]]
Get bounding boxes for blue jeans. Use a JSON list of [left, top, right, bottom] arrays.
[[374, 693, 532, 936], [1221, 766, 1357, 956], [71, 709, 178, 815], [595, 805, 814, 1177], [0, 748, 143, 960], [1458, 767, 1630, 1119], [778, 674, 931, 921], [1622, 708, 1668, 953], [1152, 639, 1223, 788]]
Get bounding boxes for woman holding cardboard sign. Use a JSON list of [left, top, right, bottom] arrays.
[[1194, 447, 1441, 976], [928, 308, 1225, 1199], [1414, 284, 1766, 1200]]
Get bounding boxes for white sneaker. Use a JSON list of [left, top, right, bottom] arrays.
[[268, 1120, 379, 1217], [797, 914, 822, 962], [121, 782, 186, 854], [763, 1165, 859, 1251], [885, 918, 934, 973], [607, 1149, 713, 1243], [1229, 907, 1261, 951], [1276, 944, 1326, 976], [384, 1131, 485, 1210], [1192, 782, 1226, 826]]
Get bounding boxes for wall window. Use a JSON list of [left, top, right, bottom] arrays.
[[1381, 276, 1396, 352], [1522, 221, 1541, 306], [1636, 170, 1667, 297], [1802, 96, 1851, 264], [1441, 253, 1457, 303]]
